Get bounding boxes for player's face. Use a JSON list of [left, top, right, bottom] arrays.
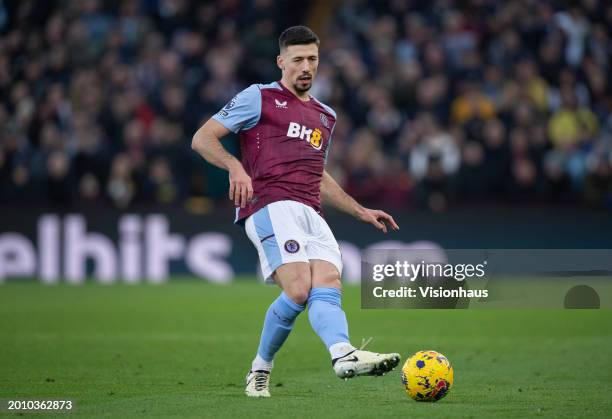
[[278, 44, 319, 94]]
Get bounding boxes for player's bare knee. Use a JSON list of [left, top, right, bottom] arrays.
[[284, 279, 311, 305], [311, 261, 342, 290], [313, 269, 341, 289], [324, 276, 342, 290], [274, 264, 312, 305], [273, 263, 311, 304]]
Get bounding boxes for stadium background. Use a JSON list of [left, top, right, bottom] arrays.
[[1, 0, 611, 282], [1, 1, 611, 417]]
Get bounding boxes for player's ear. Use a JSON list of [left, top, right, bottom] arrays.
[[277, 54, 284, 71]]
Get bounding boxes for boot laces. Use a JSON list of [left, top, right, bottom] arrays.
[[253, 372, 269, 391], [359, 336, 373, 350]]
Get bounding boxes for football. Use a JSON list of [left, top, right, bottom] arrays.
[[401, 350, 454, 402]]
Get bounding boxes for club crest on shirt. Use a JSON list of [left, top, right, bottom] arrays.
[[284, 239, 300, 253], [320, 113, 329, 128]]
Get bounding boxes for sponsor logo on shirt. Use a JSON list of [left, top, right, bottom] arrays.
[[287, 122, 323, 150], [275, 99, 288, 109]]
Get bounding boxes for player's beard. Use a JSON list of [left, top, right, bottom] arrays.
[[294, 75, 313, 93]]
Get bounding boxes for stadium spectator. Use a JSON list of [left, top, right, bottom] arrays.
[[0, 0, 611, 210]]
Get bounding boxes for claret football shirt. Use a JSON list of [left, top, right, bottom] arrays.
[[212, 81, 337, 224]]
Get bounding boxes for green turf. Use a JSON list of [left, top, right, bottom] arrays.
[[0, 280, 611, 418]]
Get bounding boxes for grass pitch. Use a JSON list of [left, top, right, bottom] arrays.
[[0, 279, 611, 418]]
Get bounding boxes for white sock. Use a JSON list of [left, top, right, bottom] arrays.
[[251, 354, 273, 372], [329, 342, 356, 360]]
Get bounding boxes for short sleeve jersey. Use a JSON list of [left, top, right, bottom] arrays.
[[212, 81, 337, 224]]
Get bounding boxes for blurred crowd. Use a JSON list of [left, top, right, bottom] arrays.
[[1, 0, 611, 212]]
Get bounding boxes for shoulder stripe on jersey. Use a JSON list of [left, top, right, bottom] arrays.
[[212, 84, 262, 132], [311, 96, 337, 119], [258, 81, 282, 90]]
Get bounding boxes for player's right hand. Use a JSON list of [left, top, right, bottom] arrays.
[[229, 165, 253, 208]]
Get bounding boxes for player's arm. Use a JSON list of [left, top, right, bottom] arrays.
[[191, 119, 252, 208], [191, 85, 261, 208], [320, 170, 399, 233]]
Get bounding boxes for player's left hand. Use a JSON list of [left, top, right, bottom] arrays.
[[357, 208, 399, 233]]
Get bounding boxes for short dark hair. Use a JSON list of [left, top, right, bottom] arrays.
[[278, 26, 320, 51]]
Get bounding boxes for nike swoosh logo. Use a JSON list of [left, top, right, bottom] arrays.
[[341, 356, 359, 363]]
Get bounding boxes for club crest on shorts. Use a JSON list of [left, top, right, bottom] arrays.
[[284, 239, 300, 253]]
